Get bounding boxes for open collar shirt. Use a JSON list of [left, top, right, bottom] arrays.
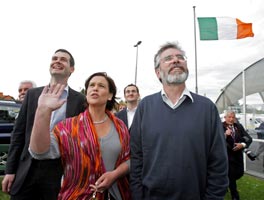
[[161, 87, 193, 109], [127, 106, 137, 129]]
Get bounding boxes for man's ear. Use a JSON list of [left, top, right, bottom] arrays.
[[68, 67, 75, 77], [155, 68, 160, 78]]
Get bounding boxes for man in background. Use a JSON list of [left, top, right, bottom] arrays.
[[223, 110, 253, 200], [116, 84, 140, 129], [18, 80, 36, 102]]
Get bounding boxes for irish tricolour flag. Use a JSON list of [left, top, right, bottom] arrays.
[[197, 17, 254, 40]]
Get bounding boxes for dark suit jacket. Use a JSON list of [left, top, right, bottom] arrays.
[[115, 108, 128, 128], [5, 86, 87, 195], [223, 121, 252, 180]]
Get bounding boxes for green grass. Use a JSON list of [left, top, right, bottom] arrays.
[[0, 174, 263, 199], [225, 174, 264, 200]]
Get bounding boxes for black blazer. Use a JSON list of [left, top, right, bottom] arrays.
[[115, 108, 128, 128], [6, 86, 87, 195], [223, 121, 252, 180]]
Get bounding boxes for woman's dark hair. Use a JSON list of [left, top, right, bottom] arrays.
[[84, 72, 117, 111]]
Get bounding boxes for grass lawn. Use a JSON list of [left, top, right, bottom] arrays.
[[225, 174, 264, 200], [0, 174, 263, 199]]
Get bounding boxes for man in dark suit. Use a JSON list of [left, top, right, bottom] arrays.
[[223, 110, 253, 200], [116, 84, 140, 129], [1, 49, 86, 200]]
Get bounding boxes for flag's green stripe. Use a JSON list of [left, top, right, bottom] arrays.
[[198, 17, 218, 40]]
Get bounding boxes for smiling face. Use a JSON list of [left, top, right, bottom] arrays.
[[49, 51, 74, 79], [124, 85, 139, 103], [155, 48, 188, 85], [18, 82, 33, 101], [86, 75, 113, 108]]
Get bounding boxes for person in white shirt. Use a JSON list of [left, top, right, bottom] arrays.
[[116, 84, 140, 129]]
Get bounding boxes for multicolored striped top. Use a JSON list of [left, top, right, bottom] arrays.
[[53, 109, 131, 200]]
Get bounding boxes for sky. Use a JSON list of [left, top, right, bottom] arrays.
[[1, 0, 263, 104]]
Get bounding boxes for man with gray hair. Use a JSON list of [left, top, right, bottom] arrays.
[[130, 41, 228, 199], [223, 110, 253, 200], [18, 80, 37, 102]]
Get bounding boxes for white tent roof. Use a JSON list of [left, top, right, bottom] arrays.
[[215, 58, 264, 113]]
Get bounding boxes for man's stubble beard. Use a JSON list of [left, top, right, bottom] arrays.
[[160, 69, 189, 85]]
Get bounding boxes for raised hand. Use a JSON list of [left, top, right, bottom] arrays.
[[225, 127, 232, 136], [29, 83, 67, 153], [38, 84, 66, 112]]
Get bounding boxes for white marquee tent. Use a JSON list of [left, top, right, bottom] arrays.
[[215, 57, 264, 114]]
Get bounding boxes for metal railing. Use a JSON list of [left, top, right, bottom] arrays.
[[244, 129, 264, 179]]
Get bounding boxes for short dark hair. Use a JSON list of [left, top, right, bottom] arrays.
[[84, 72, 117, 111], [55, 49, 75, 67], [123, 84, 139, 95]]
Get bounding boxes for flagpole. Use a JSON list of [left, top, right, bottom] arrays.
[[193, 6, 198, 94]]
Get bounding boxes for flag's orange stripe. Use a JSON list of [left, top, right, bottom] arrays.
[[236, 18, 254, 39]]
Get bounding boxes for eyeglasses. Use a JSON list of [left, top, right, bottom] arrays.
[[161, 54, 187, 63]]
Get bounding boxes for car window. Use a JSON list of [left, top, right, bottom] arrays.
[[0, 101, 21, 123]]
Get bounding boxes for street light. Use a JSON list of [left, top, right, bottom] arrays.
[[134, 41, 142, 85]]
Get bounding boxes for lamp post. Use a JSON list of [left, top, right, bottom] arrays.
[[134, 41, 142, 85]]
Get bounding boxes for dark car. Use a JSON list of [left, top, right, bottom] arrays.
[[0, 100, 21, 174]]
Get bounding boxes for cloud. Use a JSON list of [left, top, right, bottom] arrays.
[[1, 0, 263, 105]]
